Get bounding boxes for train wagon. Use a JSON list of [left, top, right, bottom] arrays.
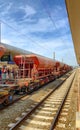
[[14, 55, 56, 79], [13, 54, 72, 93]]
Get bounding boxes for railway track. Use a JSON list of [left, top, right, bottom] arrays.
[[54, 84, 75, 130], [0, 71, 73, 130], [8, 72, 75, 130]]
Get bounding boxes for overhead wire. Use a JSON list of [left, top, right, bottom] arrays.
[[57, 0, 77, 65], [39, 0, 73, 63], [0, 19, 51, 52]]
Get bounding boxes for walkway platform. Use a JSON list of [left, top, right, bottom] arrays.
[[76, 68, 80, 129]]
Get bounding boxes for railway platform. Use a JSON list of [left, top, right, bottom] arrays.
[[76, 68, 80, 129], [76, 68, 80, 130]]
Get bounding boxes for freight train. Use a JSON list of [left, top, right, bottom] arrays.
[[13, 54, 72, 93], [0, 54, 72, 105]]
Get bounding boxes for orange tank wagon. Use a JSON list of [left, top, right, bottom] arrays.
[[13, 54, 72, 94], [14, 54, 71, 79]]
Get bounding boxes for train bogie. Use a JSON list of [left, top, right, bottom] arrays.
[[0, 89, 13, 105]]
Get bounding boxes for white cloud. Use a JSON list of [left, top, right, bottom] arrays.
[[0, 4, 68, 35], [1, 38, 11, 44], [18, 18, 54, 33], [0, 3, 12, 16], [19, 5, 36, 18], [51, 5, 65, 19], [55, 18, 68, 29], [19, 17, 68, 34]]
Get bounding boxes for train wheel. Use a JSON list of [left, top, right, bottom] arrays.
[[21, 87, 28, 94], [3, 95, 13, 106], [25, 87, 28, 93], [35, 83, 40, 90], [3, 99, 9, 106], [27, 87, 30, 92]]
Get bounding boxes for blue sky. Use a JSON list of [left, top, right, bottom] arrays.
[[0, 0, 77, 66]]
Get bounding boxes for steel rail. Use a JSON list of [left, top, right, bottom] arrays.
[[9, 72, 73, 130], [50, 73, 76, 130]]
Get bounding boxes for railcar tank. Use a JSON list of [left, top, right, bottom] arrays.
[[13, 54, 72, 93]]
